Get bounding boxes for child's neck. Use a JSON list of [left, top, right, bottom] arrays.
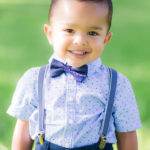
[[53, 53, 67, 64]]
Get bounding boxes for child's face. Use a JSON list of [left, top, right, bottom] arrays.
[[44, 0, 112, 67]]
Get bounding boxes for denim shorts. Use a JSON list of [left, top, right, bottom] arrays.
[[35, 138, 113, 150]]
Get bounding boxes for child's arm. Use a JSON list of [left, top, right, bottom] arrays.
[[116, 131, 138, 150], [12, 119, 33, 150]]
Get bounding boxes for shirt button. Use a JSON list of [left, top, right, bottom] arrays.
[[65, 143, 70, 148], [69, 75, 74, 79], [79, 109, 83, 113], [68, 96, 73, 101], [69, 119, 73, 124]]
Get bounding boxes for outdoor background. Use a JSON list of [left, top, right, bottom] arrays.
[[0, 0, 150, 149]]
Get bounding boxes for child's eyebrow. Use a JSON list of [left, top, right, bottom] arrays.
[[63, 23, 78, 27], [63, 23, 103, 31], [90, 26, 103, 31]]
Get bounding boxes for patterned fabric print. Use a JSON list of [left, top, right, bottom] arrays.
[[7, 55, 142, 148]]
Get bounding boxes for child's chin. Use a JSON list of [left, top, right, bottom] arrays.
[[68, 62, 86, 67]]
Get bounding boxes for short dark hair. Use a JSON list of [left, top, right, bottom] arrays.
[[48, 0, 113, 31]]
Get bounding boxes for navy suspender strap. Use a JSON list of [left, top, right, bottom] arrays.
[[99, 68, 118, 149], [37, 66, 117, 148], [37, 65, 47, 145]]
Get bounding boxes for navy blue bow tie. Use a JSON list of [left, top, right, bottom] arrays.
[[50, 59, 88, 82]]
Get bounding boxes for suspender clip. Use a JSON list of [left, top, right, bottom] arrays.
[[99, 136, 106, 149], [38, 131, 45, 145]]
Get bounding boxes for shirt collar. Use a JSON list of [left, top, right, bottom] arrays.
[[87, 58, 102, 76], [48, 54, 102, 76], [48, 53, 66, 64]]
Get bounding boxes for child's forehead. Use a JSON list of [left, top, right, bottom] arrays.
[[53, 0, 108, 14], [50, 0, 108, 26]]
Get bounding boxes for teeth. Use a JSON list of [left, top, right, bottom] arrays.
[[72, 51, 85, 54]]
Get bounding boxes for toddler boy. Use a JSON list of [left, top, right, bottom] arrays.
[[7, 0, 141, 150]]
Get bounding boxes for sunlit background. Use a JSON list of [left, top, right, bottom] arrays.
[[0, 0, 150, 149]]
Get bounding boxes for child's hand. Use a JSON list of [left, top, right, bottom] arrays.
[[116, 131, 138, 150], [12, 119, 33, 150]]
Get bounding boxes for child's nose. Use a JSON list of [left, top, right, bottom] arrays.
[[73, 33, 87, 46]]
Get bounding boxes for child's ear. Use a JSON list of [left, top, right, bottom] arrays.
[[44, 24, 53, 45], [104, 32, 112, 46]]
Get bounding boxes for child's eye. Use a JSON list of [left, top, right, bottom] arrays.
[[65, 29, 74, 33], [88, 31, 99, 36]]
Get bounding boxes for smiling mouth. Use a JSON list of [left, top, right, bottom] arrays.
[[68, 50, 88, 55]]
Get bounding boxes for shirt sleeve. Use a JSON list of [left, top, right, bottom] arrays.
[[7, 67, 40, 121], [113, 72, 142, 132]]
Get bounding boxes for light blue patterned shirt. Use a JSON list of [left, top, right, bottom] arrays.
[[7, 55, 142, 148]]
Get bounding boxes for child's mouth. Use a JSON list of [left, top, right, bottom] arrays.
[[68, 50, 88, 58]]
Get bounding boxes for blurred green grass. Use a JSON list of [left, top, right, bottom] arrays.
[[0, 0, 150, 149]]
